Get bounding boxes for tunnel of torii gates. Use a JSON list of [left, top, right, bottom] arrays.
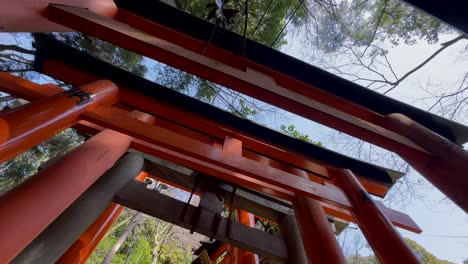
[[1, 0, 468, 264]]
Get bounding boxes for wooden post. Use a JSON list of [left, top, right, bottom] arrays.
[[55, 172, 149, 264], [381, 113, 468, 213], [287, 167, 346, 264], [12, 154, 144, 264], [0, 129, 131, 262], [0, 74, 119, 163], [278, 214, 308, 264], [292, 196, 347, 264], [237, 210, 259, 264], [330, 169, 420, 264]]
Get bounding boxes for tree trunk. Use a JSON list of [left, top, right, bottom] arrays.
[[102, 212, 143, 264], [152, 224, 174, 264]]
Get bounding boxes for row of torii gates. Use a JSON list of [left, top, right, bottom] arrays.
[[0, 0, 467, 263]]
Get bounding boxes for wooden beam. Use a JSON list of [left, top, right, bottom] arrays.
[[0, 75, 421, 233], [114, 181, 288, 262], [82, 105, 352, 209], [140, 153, 292, 222], [138, 150, 420, 233], [0, 73, 118, 163], [13, 60, 395, 197], [47, 4, 431, 163]]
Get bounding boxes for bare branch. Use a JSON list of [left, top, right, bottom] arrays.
[[383, 34, 467, 94], [0, 44, 35, 55]]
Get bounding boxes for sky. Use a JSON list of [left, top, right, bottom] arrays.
[[1, 5, 468, 262], [279, 30, 468, 263]]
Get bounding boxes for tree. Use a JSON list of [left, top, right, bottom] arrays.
[[51, 33, 147, 76], [343, 236, 455, 264], [0, 32, 148, 195], [154, 0, 310, 119], [280, 124, 323, 146], [103, 212, 144, 264], [299, 0, 450, 53], [0, 128, 84, 195], [0, 33, 35, 76]]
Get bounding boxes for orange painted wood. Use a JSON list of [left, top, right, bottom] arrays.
[[380, 113, 468, 213], [56, 172, 148, 264], [55, 203, 123, 264], [0, 73, 119, 163], [0, 0, 117, 32], [0, 129, 131, 262], [237, 210, 259, 264], [81, 105, 352, 209], [0, 75, 420, 233], [293, 197, 347, 264], [36, 121, 425, 233], [128, 134, 420, 234], [116, 9, 377, 123], [39, 59, 391, 197], [290, 169, 346, 264], [46, 4, 430, 164], [0, 72, 61, 99], [330, 169, 420, 264]]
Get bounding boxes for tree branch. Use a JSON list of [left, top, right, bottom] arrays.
[[362, 0, 388, 55], [0, 44, 35, 55], [383, 34, 467, 95]]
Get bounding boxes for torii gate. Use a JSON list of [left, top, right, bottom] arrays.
[[0, 1, 467, 264]]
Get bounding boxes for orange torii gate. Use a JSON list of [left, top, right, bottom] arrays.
[[1, 1, 468, 264]]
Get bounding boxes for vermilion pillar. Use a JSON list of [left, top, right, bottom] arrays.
[[237, 210, 259, 264], [289, 168, 346, 264], [56, 172, 149, 264], [381, 113, 468, 213], [57, 203, 124, 264], [0, 128, 132, 263], [293, 197, 347, 264], [330, 169, 420, 264], [0, 75, 119, 163], [12, 154, 145, 264]]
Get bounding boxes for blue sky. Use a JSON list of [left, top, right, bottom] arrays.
[[280, 31, 468, 262]]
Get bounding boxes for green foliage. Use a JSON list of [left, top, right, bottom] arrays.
[[128, 239, 152, 264], [280, 124, 323, 147], [51, 33, 147, 76], [347, 254, 379, 264], [154, 0, 310, 117], [0, 128, 84, 195], [346, 238, 455, 264], [304, 0, 449, 53], [158, 242, 192, 264], [404, 238, 453, 264], [176, 0, 307, 48], [87, 236, 119, 264]]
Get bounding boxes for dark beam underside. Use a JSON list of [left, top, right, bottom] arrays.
[[139, 151, 293, 223], [33, 33, 401, 186], [113, 0, 468, 145], [114, 180, 288, 262], [138, 152, 420, 234]]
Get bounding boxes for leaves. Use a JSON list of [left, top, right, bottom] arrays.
[[280, 124, 323, 147], [0, 128, 84, 196]]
